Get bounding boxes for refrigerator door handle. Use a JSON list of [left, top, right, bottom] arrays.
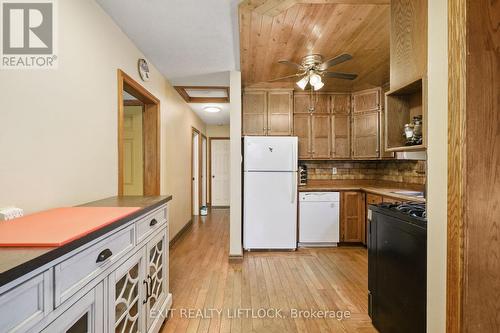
[[291, 173, 296, 204]]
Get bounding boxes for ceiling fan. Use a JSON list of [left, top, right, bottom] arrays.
[[269, 53, 358, 90]]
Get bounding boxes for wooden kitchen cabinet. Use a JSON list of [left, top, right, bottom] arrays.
[[243, 91, 267, 135], [340, 191, 366, 243], [311, 114, 331, 159], [366, 193, 383, 205], [352, 111, 380, 159], [331, 114, 351, 159], [294, 93, 329, 114], [293, 114, 312, 159], [242, 89, 293, 136], [267, 91, 293, 135], [352, 88, 381, 113], [330, 94, 351, 114]]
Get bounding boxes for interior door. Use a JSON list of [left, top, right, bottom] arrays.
[[192, 132, 200, 215], [211, 139, 230, 206], [108, 249, 146, 333], [201, 136, 207, 207], [145, 230, 168, 331], [123, 106, 144, 195], [42, 283, 103, 333]]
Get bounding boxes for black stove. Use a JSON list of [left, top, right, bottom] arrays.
[[368, 201, 427, 333], [374, 202, 427, 224]]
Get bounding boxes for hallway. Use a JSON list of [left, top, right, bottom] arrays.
[[162, 209, 375, 333]]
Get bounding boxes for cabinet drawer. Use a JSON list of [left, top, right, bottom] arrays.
[[136, 206, 167, 244], [54, 225, 134, 306], [0, 270, 52, 333]]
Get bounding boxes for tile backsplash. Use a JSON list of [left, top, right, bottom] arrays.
[[301, 160, 426, 185]]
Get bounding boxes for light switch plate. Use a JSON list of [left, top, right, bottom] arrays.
[[332, 167, 337, 175]]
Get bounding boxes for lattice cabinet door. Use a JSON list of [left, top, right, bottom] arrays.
[[41, 282, 104, 333], [108, 249, 147, 333], [145, 229, 168, 331]]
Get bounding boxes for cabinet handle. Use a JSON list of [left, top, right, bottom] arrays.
[[150, 218, 158, 227], [143, 278, 150, 304], [96, 249, 112, 263]]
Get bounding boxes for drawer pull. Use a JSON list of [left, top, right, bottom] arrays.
[[96, 249, 113, 263], [149, 219, 158, 227]]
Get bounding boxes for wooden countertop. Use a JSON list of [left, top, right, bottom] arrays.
[[299, 183, 425, 203], [0, 195, 171, 288]]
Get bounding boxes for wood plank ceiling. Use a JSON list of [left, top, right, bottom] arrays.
[[239, 1, 390, 92]]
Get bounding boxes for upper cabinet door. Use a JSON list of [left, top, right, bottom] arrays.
[[331, 114, 351, 159], [311, 114, 331, 159], [267, 91, 293, 136], [243, 91, 267, 136], [352, 88, 381, 113], [294, 94, 311, 114], [294, 94, 329, 114], [352, 111, 380, 159], [330, 94, 351, 114], [293, 114, 312, 159]]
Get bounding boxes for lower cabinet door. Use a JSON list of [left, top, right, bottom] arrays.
[[42, 283, 104, 333], [145, 230, 168, 332], [108, 250, 147, 333]]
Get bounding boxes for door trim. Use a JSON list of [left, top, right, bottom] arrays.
[[191, 127, 202, 216], [208, 137, 230, 206], [117, 69, 160, 196]]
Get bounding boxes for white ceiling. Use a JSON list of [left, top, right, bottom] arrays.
[[96, 0, 240, 80], [96, 0, 240, 125]]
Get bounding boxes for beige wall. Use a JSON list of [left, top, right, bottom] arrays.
[[229, 71, 243, 257], [427, 0, 447, 331], [206, 125, 230, 138], [0, 0, 205, 240]]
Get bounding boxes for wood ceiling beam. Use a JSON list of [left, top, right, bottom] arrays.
[[240, 0, 390, 17]]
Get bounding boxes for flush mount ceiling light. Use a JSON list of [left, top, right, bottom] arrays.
[[204, 106, 221, 113]]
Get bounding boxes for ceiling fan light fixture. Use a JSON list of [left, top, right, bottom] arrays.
[[296, 76, 309, 90], [204, 106, 221, 113], [313, 81, 325, 91], [309, 73, 322, 86]]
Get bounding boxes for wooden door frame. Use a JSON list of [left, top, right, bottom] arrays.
[[208, 137, 230, 206], [117, 69, 160, 196], [201, 134, 208, 207], [191, 127, 202, 216], [447, 0, 499, 331]]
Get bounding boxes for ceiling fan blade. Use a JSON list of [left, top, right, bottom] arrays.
[[268, 73, 305, 82], [318, 54, 353, 70], [278, 60, 304, 70], [324, 72, 358, 80]]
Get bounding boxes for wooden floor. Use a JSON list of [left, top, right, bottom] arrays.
[[161, 209, 376, 333]]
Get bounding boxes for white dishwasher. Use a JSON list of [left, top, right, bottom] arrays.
[[299, 192, 340, 247]]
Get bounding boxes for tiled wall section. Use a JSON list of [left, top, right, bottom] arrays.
[[301, 160, 427, 185]]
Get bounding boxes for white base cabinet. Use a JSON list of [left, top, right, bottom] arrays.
[[0, 202, 171, 333]]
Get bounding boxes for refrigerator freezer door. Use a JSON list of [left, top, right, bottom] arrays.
[[244, 136, 298, 172], [244, 171, 297, 249]]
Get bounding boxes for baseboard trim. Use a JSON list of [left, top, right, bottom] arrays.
[[228, 254, 244, 262], [169, 219, 193, 248]]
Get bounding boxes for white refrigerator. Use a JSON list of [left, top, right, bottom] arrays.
[[243, 136, 298, 250]]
